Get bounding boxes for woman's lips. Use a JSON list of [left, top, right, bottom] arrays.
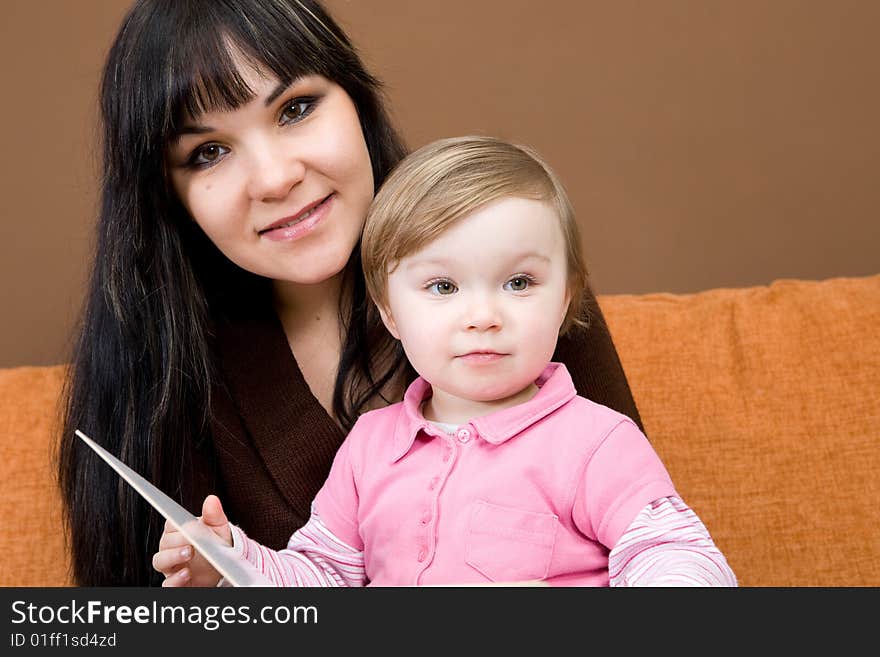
[[259, 194, 334, 242]]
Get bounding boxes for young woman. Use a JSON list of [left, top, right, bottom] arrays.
[[58, 0, 644, 586]]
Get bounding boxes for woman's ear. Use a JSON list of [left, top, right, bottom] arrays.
[[377, 303, 400, 340]]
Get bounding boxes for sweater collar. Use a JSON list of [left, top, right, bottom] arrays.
[[214, 307, 345, 521]]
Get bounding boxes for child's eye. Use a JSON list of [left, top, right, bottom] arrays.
[[427, 280, 458, 295], [187, 143, 230, 168], [280, 97, 317, 125], [504, 275, 534, 292]]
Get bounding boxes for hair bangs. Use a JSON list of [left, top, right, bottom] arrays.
[[159, 0, 353, 139], [167, 34, 257, 129]]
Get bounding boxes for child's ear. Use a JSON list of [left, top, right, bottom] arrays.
[[377, 303, 400, 340], [560, 287, 573, 327]]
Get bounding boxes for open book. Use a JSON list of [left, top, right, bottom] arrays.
[[77, 429, 546, 588], [76, 430, 272, 587]]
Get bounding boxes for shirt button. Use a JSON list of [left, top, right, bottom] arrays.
[[417, 550, 427, 562], [456, 428, 471, 443], [420, 513, 431, 525], [428, 477, 439, 490]]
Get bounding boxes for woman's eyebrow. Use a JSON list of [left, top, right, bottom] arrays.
[[265, 73, 314, 105], [176, 124, 214, 138], [264, 79, 292, 106], [172, 78, 306, 141]]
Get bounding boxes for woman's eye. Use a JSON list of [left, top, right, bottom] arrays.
[[428, 280, 458, 295], [189, 143, 229, 168], [280, 98, 315, 125], [504, 276, 532, 292]]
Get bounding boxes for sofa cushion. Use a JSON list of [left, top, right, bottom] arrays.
[[0, 364, 71, 586], [600, 274, 880, 586]]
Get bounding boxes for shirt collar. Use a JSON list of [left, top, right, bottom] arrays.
[[390, 362, 576, 462]]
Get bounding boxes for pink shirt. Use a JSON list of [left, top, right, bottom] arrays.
[[314, 362, 678, 586]]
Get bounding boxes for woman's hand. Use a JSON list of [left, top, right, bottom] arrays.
[[151, 495, 232, 587]]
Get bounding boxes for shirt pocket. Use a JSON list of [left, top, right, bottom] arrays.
[[465, 500, 558, 583]]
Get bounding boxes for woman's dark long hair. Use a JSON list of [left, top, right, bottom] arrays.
[[57, 0, 409, 586]]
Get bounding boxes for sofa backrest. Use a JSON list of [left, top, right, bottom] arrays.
[[1, 274, 877, 586]]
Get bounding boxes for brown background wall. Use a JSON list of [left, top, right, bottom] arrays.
[[1, 0, 878, 368]]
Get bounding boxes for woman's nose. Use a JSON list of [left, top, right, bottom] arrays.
[[245, 140, 306, 201]]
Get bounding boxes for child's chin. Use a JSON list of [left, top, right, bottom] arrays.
[[467, 383, 531, 404]]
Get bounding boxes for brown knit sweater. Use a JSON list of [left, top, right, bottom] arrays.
[[203, 292, 644, 551]]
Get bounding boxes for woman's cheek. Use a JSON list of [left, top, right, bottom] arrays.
[[192, 174, 245, 238]]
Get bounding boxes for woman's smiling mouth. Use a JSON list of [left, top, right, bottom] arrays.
[[258, 194, 334, 241]]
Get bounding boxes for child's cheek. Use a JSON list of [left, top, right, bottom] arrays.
[[523, 320, 561, 362], [401, 322, 446, 371]]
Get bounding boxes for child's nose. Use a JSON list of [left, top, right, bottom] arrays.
[[465, 295, 503, 331]]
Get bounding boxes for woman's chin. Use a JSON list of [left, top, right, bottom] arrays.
[[270, 252, 353, 287]]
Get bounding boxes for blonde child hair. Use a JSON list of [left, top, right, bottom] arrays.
[[362, 135, 590, 333]]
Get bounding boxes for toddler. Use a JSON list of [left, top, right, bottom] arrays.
[[154, 136, 736, 586]]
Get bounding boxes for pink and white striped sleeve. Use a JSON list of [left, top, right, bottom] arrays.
[[608, 496, 738, 587], [228, 505, 366, 587]]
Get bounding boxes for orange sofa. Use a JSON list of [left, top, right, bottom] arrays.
[[2, 274, 878, 587]]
